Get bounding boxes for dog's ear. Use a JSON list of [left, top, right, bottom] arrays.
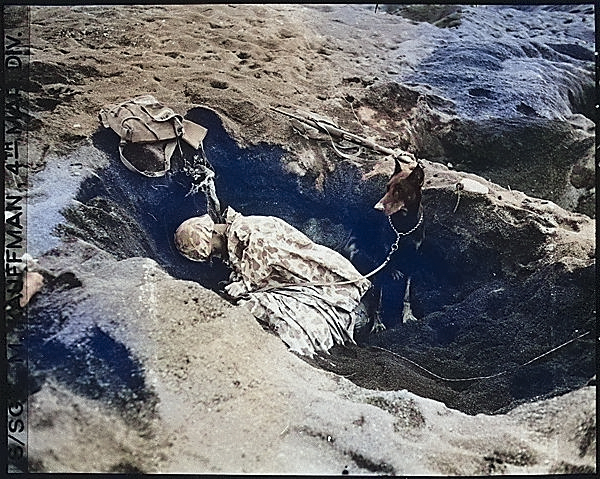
[[408, 163, 425, 187], [393, 156, 404, 175], [393, 155, 416, 176]]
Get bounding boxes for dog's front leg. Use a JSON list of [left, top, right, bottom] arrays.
[[402, 276, 419, 323], [371, 288, 387, 333]]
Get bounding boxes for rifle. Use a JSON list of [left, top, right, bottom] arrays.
[[270, 106, 415, 164]]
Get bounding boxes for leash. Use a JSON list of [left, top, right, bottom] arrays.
[[370, 330, 592, 383], [252, 210, 424, 294]]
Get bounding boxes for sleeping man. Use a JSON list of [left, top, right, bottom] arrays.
[[174, 207, 371, 357]]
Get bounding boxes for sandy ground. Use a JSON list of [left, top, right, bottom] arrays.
[[27, 249, 596, 474], [25, 4, 431, 176]]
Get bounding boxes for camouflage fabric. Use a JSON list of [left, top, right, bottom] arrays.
[[174, 215, 214, 261], [222, 207, 371, 357]]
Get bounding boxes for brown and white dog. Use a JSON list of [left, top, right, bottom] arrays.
[[374, 157, 425, 325]]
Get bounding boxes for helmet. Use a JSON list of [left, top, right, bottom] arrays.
[[174, 215, 214, 261]]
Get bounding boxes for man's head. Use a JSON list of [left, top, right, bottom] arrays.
[[174, 214, 215, 261]]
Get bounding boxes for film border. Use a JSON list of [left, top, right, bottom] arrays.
[[3, 4, 31, 474]]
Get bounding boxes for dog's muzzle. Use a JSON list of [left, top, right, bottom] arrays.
[[374, 201, 406, 216]]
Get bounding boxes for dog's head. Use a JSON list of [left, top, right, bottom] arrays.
[[374, 158, 424, 216]]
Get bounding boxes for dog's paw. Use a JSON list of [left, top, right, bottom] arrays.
[[371, 319, 387, 334], [402, 302, 419, 323]]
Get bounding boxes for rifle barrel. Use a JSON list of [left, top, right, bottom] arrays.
[[271, 106, 414, 162]]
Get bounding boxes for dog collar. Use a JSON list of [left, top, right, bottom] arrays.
[[388, 209, 423, 238]]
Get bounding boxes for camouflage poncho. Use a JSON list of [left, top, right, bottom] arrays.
[[222, 207, 371, 357]]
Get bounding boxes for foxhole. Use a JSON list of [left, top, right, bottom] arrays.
[[26, 107, 595, 416]]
